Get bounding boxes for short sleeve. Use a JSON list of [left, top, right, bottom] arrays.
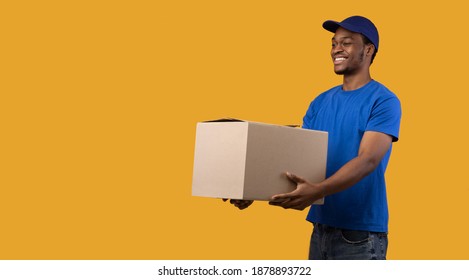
[[302, 100, 316, 129], [366, 95, 402, 142]]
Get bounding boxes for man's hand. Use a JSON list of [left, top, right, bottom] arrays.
[[222, 199, 254, 210], [269, 172, 325, 211]]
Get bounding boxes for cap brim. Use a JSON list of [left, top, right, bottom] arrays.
[[322, 20, 341, 33]]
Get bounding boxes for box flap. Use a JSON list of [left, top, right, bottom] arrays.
[[203, 118, 244, 123], [203, 118, 300, 127]]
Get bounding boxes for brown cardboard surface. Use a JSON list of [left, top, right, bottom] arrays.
[[192, 120, 328, 203]]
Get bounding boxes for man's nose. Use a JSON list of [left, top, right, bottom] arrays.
[[332, 44, 343, 54]]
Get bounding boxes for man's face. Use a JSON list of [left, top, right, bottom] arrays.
[[330, 27, 371, 75]]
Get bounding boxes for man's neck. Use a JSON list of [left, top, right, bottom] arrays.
[[342, 71, 372, 91]]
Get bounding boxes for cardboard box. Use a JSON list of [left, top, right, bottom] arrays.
[[191, 119, 328, 203]]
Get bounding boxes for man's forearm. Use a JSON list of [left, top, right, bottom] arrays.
[[318, 155, 378, 197]]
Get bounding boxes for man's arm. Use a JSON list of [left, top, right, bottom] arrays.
[[269, 131, 393, 210]]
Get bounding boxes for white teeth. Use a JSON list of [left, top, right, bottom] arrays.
[[335, 57, 346, 61]]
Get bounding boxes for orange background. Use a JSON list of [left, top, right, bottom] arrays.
[[1, 0, 468, 259]]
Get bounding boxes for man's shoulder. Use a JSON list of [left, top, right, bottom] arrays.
[[369, 80, 398, 98], [369, 81, 402, 116]]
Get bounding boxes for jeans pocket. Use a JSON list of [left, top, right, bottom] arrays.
[[340, 230, 370, 244]]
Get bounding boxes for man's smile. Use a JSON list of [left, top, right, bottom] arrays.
[[334, 57, 347, 64]]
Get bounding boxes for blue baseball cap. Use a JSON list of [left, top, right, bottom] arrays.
[[323, 16, 379, 52]]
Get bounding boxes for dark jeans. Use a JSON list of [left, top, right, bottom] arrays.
[[309, 223, 388, 260]]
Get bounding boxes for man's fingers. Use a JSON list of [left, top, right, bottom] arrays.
[[231, 199, 244, 206], [237, 203, 249, 210], [271, 187, 300, 202], [283, 199, 307, 210], [237, 201, 253, 210], [286, 172, 306, 183], [270, 198, 308, 211], [226, 199, 253, 210], [270, 193, 292, 202], [269, 197, 290, 206]]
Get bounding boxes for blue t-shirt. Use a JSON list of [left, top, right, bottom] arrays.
[[302, 80, 401, 232]]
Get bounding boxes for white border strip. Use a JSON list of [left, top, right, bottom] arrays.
[[0, 260, 467, 280]]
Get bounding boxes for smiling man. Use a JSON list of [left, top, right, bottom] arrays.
[[269, 15, 402, 260], [227, 16, 402, 260]]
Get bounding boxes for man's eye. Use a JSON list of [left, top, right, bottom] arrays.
[[342, 42, 352, 46]]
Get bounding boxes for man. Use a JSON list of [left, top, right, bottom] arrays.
[[227, 16, 401, 260]]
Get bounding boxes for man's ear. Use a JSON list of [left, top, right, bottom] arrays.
[[366, 44, 375, 56]]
